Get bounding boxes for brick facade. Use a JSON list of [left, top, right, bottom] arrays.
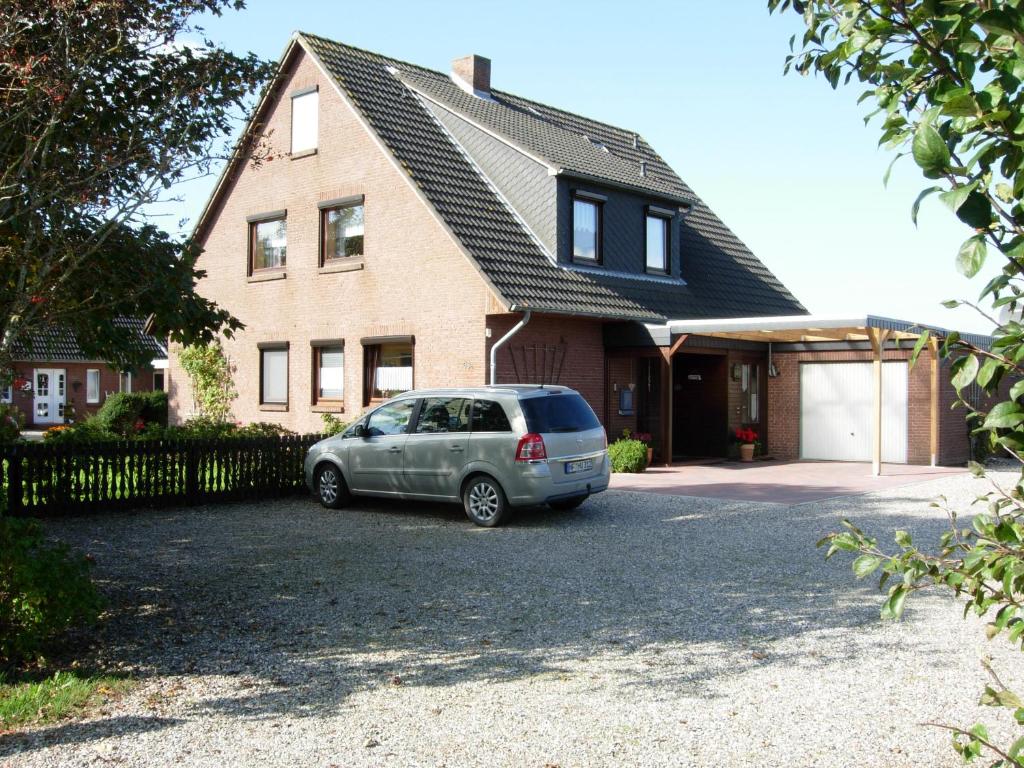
[[6, 362, 155, 428], [168, 49, 495, 433], [486, 313, 606, 422]]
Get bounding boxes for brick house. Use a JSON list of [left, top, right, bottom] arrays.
[[169, 32, 985, 469], [5, 318, 166, 428]]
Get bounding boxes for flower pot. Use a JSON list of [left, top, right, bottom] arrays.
[[739, 443, 755, 462], [646, 446, 653, 466]]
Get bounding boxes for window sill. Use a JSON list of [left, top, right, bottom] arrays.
[[249, 270, 286, 283], [259, 403, 288, 412], [290, 148, 317, 160], [572, 258, 602, 267], [319, 258, 364, 275], [311, 404, 345, 413], [645, 268, 670, 276]]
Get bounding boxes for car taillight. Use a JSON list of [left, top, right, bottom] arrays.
[[515, 433, 547, 462]]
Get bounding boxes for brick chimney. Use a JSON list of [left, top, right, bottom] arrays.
[[451, 54, 491, 97]]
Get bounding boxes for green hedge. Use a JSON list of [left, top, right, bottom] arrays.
[[608, 438, 649, 473], [93, 391, 167, 436]]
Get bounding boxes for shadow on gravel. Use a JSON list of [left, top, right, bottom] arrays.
[[23, 488, 963, 725], [0, 715, 180, 755]]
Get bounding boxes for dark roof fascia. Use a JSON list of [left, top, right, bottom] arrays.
[[559, 169, 694, 207]]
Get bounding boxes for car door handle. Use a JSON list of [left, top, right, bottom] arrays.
[[387, 446, 403, 453], [449, 445, 464, 453]]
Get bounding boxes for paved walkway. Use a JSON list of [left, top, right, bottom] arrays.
[[608, 460, 964, 504]]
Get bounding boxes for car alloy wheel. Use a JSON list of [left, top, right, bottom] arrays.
[[468, 480, 499, 522], [319, 467, 339, 505]]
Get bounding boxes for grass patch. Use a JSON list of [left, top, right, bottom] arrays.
[[0, 670, 134, 731]]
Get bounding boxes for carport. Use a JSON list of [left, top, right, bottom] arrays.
[[647, 315, 964, 475]]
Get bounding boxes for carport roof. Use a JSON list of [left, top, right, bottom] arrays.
[[656, 313, 993, 348]]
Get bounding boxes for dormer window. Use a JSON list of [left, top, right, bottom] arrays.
[[291, 87, 319, 155], [572, 191, 605, 264], [645, 206, 673, 274]]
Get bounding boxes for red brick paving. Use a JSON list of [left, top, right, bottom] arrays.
[[608, 460, 964, 505]]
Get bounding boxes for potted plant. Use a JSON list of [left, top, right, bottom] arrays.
[[734, 427, 758, 462]]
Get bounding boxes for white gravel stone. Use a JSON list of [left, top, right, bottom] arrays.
[[2, 469, 1022, 767]]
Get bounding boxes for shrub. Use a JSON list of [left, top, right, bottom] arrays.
[[0, 518, 102, 667], [42, 415, 114, 444], [0, 405, 24, 443], [237, 421, 293, 438], [163, 415, 239, 440], [94, 392, 146, 436], [608, 438, 648, 473], [321, 413, 348, 436], [138, 390, 167, 427]]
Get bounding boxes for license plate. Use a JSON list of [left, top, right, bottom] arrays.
[[564, 458, 593, 474]]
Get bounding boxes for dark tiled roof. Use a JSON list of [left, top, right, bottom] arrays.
[[299, 33, 806, 322], [12, 317, 167, 363]]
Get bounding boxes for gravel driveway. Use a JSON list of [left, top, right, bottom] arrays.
[[3, 470, 1022, 767]]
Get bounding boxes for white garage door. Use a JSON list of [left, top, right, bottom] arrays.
[[800, 362, 908, 463]]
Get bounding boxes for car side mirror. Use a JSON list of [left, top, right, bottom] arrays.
[[353, 423, 368, 438]]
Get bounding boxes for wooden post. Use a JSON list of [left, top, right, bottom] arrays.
[[868, 327, 892, 477], [929, 335, 940, 466], [658, 334, 689, 466]]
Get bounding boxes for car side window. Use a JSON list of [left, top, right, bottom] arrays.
[[415, 398, 470, 434], [366, 399, 416, 437], [471, 399, 512, 432]]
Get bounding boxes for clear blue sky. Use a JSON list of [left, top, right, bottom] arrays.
[[174, 0, 994, 334]]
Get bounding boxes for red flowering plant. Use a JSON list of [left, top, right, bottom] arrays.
[[733, 427, 758, 445]]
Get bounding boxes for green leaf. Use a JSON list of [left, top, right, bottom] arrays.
[[1010, 378, 1024, 401], [912, 186, 942, 226], [852, 555, 882, 578], [955, 192, 993, 229], [977, 9, 1021, 38], [984, 401, 1024, 429], [894, 530, 912, 547], [942, 92, 980, 117], [881, 585, 908, 620], [912, 123, 950, 173], [939, 181, 979, 213], [957, 236, 988, 278], [951, 354, 980, 390], [977, 357, 1002, 389]]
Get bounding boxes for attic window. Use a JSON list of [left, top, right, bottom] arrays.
[[291, 87, 319, 155], [587, 136, 609, 153], [572, 192, 604, 264]]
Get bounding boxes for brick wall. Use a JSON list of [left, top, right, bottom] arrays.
[[7, 362, 154, 428], [486, 313, 606, 424], [168, 49, 494, 433], [766, 346, 948, 465]]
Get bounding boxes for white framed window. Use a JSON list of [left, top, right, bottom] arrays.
[[0, 382, 11, 404], [260, 346, 288, 405], [119, 371, 132, 393], [645, 213, 669, 273], [291, 88, 319, 154], [86, 369, 100, 404]]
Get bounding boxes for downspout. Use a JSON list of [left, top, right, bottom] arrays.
[[490, 308, 532, 385]]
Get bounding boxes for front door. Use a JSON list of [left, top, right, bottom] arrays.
[[33, 368, 66, 425], [672, 354, 728, 458], [348, 398, 417, 494]]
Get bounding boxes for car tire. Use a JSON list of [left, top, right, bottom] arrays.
[[462, 475, 510, 527], [549, 495, 587, 512], [315, 463, 350, 509]]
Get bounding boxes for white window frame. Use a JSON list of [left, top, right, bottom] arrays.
[[0, 382, 11, 404], [291, 88, 319, 154], [119, 371, 132, 394], [86, 369, 101, 404]]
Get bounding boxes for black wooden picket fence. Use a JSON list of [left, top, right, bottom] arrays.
[[1, 434, 323, 517]]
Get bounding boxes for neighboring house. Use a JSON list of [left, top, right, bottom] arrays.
[[168, 32, 984, 468], [4, 318, 167, 428]]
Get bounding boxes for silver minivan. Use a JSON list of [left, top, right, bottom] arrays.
[[304, 385, 609, 526]]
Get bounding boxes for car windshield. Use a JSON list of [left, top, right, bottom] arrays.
[[520, 393, 600, 433]]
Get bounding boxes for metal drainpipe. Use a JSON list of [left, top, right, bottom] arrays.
[[489, 309, 532, 385]]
